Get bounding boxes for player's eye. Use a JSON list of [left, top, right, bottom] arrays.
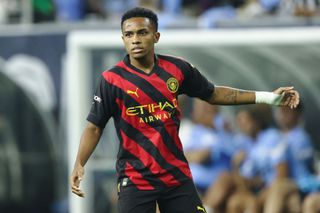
[[124, 32, 133, 37], [138, 30, 148, 36]]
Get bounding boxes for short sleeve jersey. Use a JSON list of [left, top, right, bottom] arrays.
[[285, 127, 314, 181], [240, 128, 287, 186], [87, 54, 214, 190]]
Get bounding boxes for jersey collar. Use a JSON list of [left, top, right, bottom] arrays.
[[123, 54, 159, 76]]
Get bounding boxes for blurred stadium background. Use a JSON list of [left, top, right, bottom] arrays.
[[0, 0, 320, 213]]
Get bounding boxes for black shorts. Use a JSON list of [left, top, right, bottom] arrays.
[[117, 179, 206, 213]]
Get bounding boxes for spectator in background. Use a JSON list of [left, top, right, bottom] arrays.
[[84, 0, 107, 19], [278, 0, 320, 17], [237, 0, 279, 18], [183, 99, 234, 195], [264, 103, 316, 213], [139, 0, 193, 29], [225, 104, 293, 213], [203, 106, 256, 213], [278, 103, 315, 194], [55, 0, 85, 21], [102, 0, 138, 20], [260, 0, 280, 13], [197, 0, 243, 28], [54, 0, 136, 22], [161, 0, 182, 15]]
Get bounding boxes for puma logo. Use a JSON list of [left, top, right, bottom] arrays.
[[127, 88, 139, 98], [197, 205, 207, 213]]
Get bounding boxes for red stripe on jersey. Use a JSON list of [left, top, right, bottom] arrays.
[[124, 162, 155, 190], [120, 130, 180, 187], [103, 71, 152, 103], [164, 122, 184, 151], [116, 98, 192, 179], [157, 57, 185, 82], [116, 61, 176, 102]]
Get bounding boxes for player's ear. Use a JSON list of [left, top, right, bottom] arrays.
[[154, 32, 160, 43]]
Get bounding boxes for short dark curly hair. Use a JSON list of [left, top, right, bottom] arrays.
[[121, 7, 158, 31]]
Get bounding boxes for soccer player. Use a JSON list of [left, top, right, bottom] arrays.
[[70, 7, 300, 213]]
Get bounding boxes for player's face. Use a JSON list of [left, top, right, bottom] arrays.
[[122, 17, 160, 59]]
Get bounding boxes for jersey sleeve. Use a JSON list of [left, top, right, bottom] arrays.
[[179, 61, 215, 100], [87, 74, 115, 129]]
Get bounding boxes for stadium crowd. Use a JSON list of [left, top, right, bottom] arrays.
[[0, 0, 320, 27], [179, 98, 320, 213]]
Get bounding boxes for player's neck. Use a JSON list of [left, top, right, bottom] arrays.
[[129, 54, 155, 74]]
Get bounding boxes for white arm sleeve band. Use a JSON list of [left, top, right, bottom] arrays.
[[255, 91, 284, 105]]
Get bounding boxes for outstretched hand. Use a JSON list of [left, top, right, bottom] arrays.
[[273, 86, 300, 109], [70, 164, 85, 197]]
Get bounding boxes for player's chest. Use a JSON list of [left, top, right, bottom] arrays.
[[117, 73, 180, 104]]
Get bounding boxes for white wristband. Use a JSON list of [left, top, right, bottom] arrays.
[[255, 91, 284, 105]]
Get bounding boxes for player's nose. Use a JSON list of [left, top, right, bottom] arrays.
[[132, 34, 141, 44]]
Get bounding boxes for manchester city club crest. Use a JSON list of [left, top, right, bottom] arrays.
[[166, 77, 179, 93]]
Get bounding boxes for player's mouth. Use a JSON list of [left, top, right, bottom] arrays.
[[132, 47, 144, 53]]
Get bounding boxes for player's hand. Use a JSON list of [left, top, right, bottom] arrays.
[[70, 164, 85, 197], [273, 86, 300, 109]]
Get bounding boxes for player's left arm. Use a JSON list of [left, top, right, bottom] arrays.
[[207, 86, 300, 108]]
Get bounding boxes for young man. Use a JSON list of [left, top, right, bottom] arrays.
[[70, 7, 300, 213]]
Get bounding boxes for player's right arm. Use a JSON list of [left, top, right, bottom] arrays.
[[70, 121, 102, 197]]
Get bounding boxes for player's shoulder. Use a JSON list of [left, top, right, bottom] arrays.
[[157, 54, 190, 64], [157, 54, 195, 71]]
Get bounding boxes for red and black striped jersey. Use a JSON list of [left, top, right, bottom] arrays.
[[87, 54, 214, 190]]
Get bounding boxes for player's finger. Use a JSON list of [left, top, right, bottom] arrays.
[[286, 91, 299, 108], [285, 97, 291, 106], [274, 86, 294, 94], [281, 86, 294, 92], [285, 90, 299, 107], [289, 99, 295, 109], [72, 189, 85, 197], [70, 175, 82, 189], [293, 90, 300, 107], [71, 178, 79, 188], [71, 185, 81, 191], [77, 171, 84, 182], [282, 93, 291, 106], [71, 185, 83, 192], [72, 188, 85, 197]]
